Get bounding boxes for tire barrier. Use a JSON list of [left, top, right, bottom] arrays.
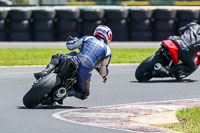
[[32, 9, 56, 41], [129, 9, 153, 41], [1, 8, 200, 42], [81, 9, 104, 36], [153, 9, 177, 41], [177, 10, 199, 29], [0, 10, 7, 41], [7, 9, 32, 41], [105, 9, 129, 41], [55, 9, 80, 41]]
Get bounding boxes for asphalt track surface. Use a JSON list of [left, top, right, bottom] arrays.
[[1, 64, 200, 133], [0, 41, 161, 49], [0, 42, 200, 133]]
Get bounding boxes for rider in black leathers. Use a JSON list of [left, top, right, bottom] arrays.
[[165, 22, 200, 77]]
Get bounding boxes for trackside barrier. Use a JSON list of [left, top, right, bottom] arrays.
[[0, 6, 200, 41]]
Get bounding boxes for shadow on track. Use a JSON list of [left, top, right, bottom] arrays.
[[17, 105, 87, 110], [130, 79, 198, 83]]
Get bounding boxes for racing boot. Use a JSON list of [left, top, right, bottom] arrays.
[[172, 65, 185, 80], [66, 89, 88, 100], [56, 97, 65, 105], [34, 64, 55, 80]]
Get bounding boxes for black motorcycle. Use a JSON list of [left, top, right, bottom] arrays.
[[135, 40, 200, 82], [23, 58, 78, 109]]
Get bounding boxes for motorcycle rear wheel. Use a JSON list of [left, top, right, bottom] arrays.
[[135, 51, 166, 82], [23, 73, 61, 108]]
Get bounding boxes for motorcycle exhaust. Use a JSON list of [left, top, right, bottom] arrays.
[[54, 87, 66, 101], [154, 63, 169, 74]]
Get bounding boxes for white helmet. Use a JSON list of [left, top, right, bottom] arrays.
[[93, 25, 112, 45]]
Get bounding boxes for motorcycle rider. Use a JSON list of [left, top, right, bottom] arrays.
[[161, 22, 200, 78], [34, 25, 112, 100]]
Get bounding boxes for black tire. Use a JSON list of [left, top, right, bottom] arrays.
[[112, 31, 129, 41], [32, 9, 56, 20], [0, 10, 8, 19], [8, 9, 32, 20], [177, 20, 198, 29], [107, 19, 128, 31], [0, 20, 6, 31], [33, 31, 55, 41], [153, 9, 177, 20], [8, 31, 31, 41], [10, 20, 30, 32], [177, 10, 199, 20], [23, 73, 61, 108], [81, 9, 104, 21], [104, 9, 128, 21], [135, 52, 166, 82], [130, 32, 153, 41], [56, 20, 78, 31], [154, 20, 176, 32], [56, 9, 80, 20], [154, 31, 176, 41], [129, 9, 153, 20], [0, 32, 7, 41], [130, 19, 152, 32], [81, 31, 93, 36], [32, 20, 54, 32], [56, 31, 80, 41], [82, 20, 102, 32]]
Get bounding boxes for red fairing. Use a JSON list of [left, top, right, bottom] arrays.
[[195, 51, 200, 65], [162, 40, 179, 64]]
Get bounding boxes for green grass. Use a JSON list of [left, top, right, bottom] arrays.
[[167, 107, 200, 133], [111, 49, 156, 63], [0, 48, 157, 66], [156, 107, 200, 133]]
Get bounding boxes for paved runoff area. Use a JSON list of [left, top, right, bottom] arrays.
[[1, 43, 200, 133], [53, 99, 200, 133]]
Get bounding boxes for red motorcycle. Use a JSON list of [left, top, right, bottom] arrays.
[[135, 40, 200, 82]]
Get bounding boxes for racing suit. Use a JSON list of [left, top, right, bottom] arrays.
[[168, 22, 200, 75], [40, 36, 112, 100], [66, 36, 112, 99]]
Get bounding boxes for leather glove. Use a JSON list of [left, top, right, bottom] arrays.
[[102, 76, 107, 83], [66, 36, 78, 41], [95, 64, 102, 73]]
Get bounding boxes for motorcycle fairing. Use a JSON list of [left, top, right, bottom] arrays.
[[194, 51, 200, 65], [162, 40, 179, 65]]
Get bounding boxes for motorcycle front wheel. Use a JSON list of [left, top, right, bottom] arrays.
[[23, 73, 61, 108]]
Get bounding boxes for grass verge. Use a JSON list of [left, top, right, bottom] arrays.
[[169, 107, 200, 133], [155, 107, 200, 132], [0, 48, 157, 66]]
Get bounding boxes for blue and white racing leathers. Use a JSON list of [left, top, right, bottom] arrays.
[[66, 36, 112, 96]]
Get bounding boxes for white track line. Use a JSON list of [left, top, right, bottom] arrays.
[[52, 98, 198, 133]]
